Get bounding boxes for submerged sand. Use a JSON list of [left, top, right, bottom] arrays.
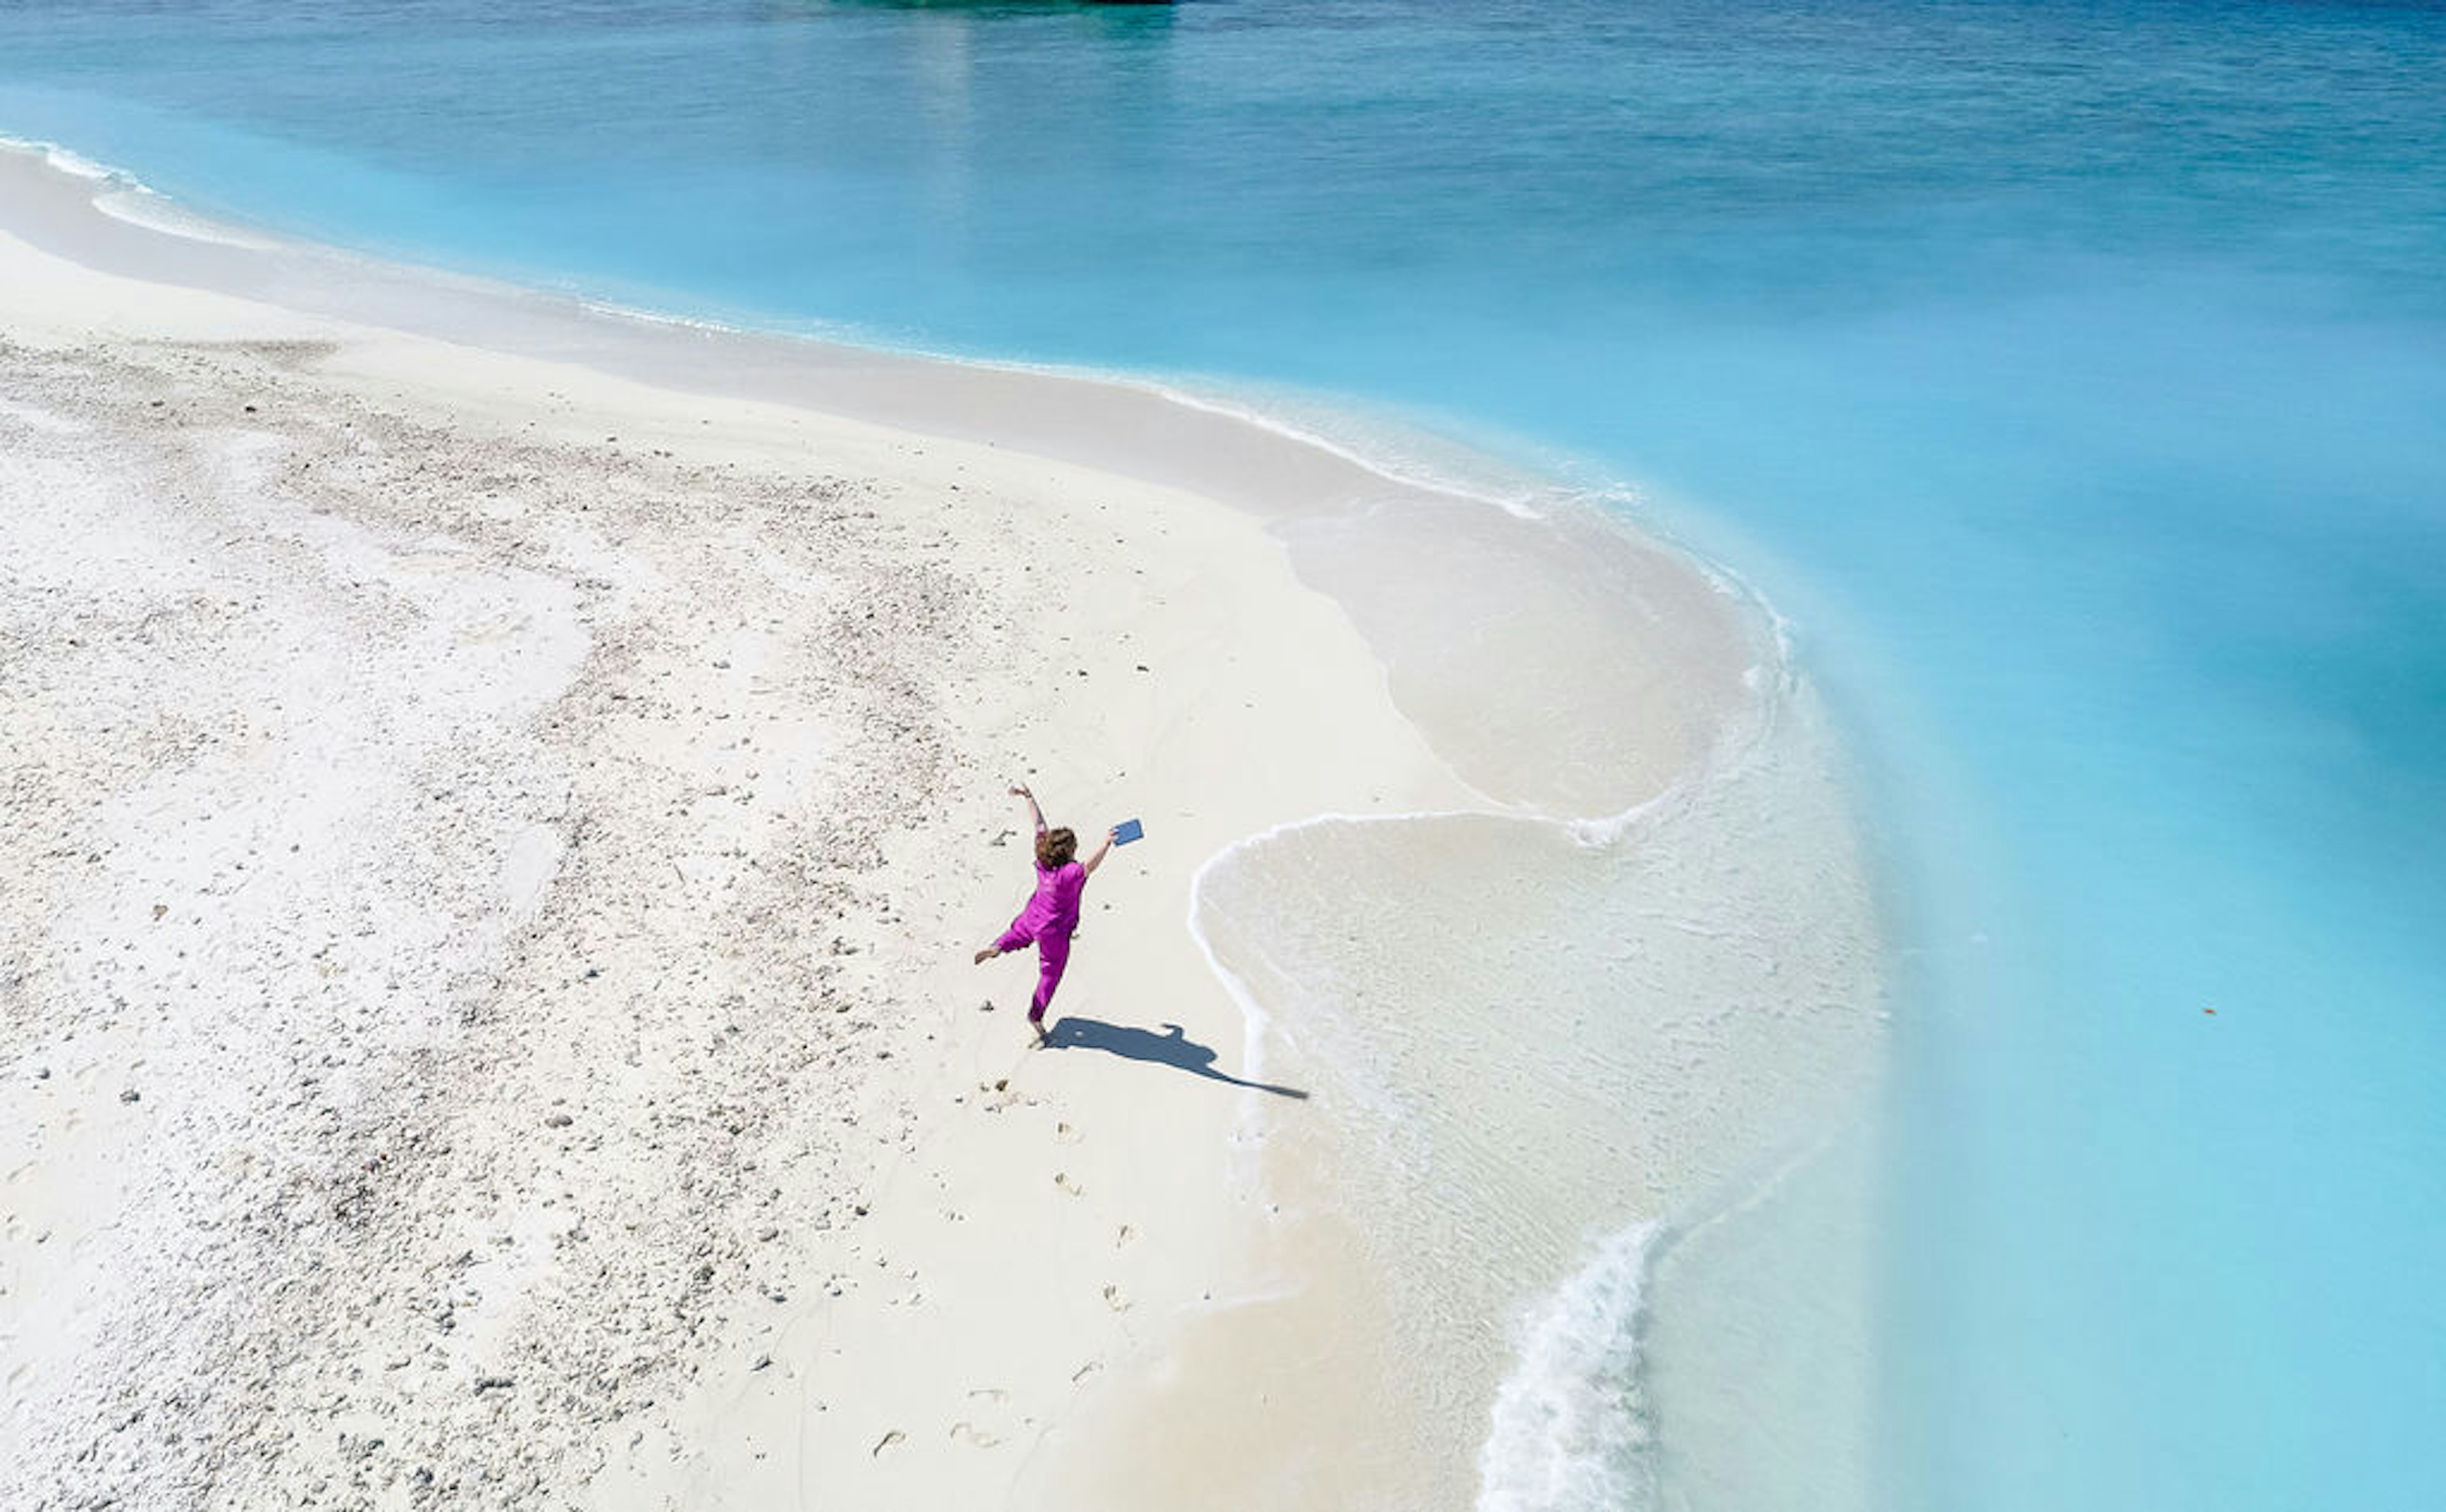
[[1, 141, 1885, 1512]]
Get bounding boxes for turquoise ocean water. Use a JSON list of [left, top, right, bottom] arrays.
[[4, 2, 2441, 1507]]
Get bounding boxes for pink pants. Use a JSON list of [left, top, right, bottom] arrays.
[[995, 921, 1073, 1022]]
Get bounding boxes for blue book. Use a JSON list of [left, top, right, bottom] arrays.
[[1113, 818, 1145, 845]]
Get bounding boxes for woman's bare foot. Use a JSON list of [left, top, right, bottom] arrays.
[[974, 946, 998, 966]]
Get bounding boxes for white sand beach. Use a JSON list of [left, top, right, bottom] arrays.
[[2, 143, 1883, 1511], [0, 154, 1480, 1509]]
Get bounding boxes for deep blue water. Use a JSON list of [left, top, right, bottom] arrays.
[[4, 2, 2442, 1507]]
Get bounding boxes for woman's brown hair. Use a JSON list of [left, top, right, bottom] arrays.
[[1036, 826, 1078, 870]]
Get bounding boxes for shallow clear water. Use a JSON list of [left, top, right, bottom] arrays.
[[5, 2, 2443, 1508]]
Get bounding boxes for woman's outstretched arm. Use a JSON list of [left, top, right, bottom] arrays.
[[1082, 827, 1118, 876], [1011, 783, 1047, 834]]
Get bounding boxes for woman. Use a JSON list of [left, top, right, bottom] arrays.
[[975, 783, 1115, 1042]]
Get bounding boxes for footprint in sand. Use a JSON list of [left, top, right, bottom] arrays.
[[871, 1429, 905, 1457], [454, 610, 533, 645], [968, 1387, 1008, 1404], [1072, 1360, 1102, 1384], [949, 1421, 1005, 1448], [1102, 1284, 1131, 1314], [1115, 1223, 1134, 1248], [1052, 1173, 1083, 1197], [1053, 1120, 1082, 1145]]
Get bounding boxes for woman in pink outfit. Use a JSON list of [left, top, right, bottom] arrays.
[[975, 784, 1115, 1042]]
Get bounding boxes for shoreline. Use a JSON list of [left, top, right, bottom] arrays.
[[1, 138, 1887, 1511], [13, 133, 1575, 524], [0, 139, 1757, 820]]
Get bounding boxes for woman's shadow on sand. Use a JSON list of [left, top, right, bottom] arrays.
[[1043, 1017, 1309, 1100]]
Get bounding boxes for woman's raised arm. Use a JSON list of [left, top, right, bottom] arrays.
[[1010, 783, 1047, 834]]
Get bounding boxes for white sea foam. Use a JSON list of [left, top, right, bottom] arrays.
[[575, 296, 744, 334], [3, 136, 278, 248], [880, 350, 1552, 520], [1183, 843, 1280, 1165], [92, 187, 280, 250], [1145, 378, 1554, 519], [1477, 1223, 1662, 1512], [2, 135, 125, 185]]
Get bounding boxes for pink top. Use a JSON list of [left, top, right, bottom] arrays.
[[1022, 859, 1087, 936]]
